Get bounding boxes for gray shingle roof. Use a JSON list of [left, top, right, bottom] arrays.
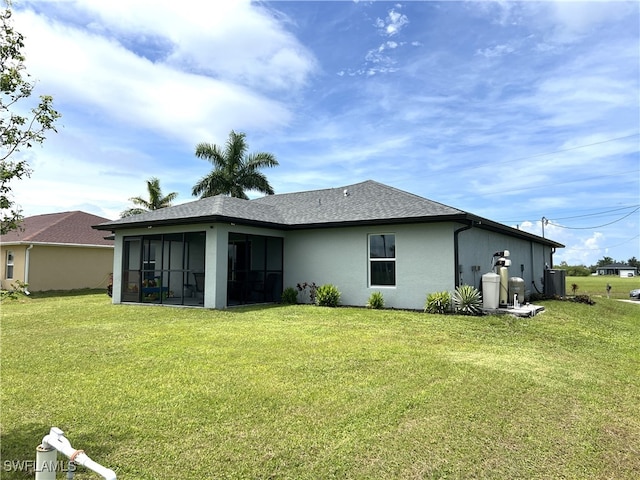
[[93, 180, 563, 248], [252, 180, 464, 225], [95, 180, 464, 230], [95, 194, 284, 229]]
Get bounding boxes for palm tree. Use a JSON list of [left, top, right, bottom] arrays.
[[191, 130, 279, 200], [120, 177, 178, 218]]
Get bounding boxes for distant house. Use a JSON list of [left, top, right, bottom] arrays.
[[94, 180, 564, 310], [1, 211, 114, 292], [596, 264, 637, 277]]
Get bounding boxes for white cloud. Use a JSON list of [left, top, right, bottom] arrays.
[[547, 0, 633, 39], [43, 0, 318, 92], [376, 8, 409, 37], [14, 5, 307, 146], [476, 43, 515, 58], [555, 232, 606, 266]]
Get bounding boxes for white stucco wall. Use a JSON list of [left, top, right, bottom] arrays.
[[284, 223, 456, 310], [110, 220, 555, 309], [456, 226, 555, 300]]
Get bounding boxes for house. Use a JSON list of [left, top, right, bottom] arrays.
[[1, 211, 114, 292], [596, 264, 637, 277], [94, 180, 564, 310]]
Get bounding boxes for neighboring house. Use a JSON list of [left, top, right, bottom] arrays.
[[596, 264, 637, 277], [94, 180, 564, 310], [1, 211, 114, 292]]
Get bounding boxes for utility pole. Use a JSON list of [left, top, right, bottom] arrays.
[[541, 216, 548, 238]]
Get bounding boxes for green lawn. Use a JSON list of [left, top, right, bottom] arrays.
[[565, 274, 639, 299], [1, 292, 639, 479]]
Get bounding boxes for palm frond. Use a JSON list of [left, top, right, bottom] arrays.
[[192, 130, 278, 199], [246, 152, 279, 169]]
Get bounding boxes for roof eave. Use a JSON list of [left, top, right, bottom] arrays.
[[285, 213, 470, 230], [93, 215, 286, 232], [93, 212, 565, 249], [465, 214, 565, 248], [0, 240, 113, 248]]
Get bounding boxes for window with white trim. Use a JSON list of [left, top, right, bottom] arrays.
[[6, 250, 14, 279], [369, 234, 395, 286]]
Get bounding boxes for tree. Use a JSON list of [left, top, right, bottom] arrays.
[[120, 177, 178, 218], [627, 257, 639, 269], [1, 2, 60, 234], [191, 130, 279, 200], [596, 256, 615, 268], [554, 261, 591, 277]]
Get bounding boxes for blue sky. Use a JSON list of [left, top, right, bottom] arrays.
[[10, 0, 640, 266]]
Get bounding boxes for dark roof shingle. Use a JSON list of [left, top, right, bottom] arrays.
[[95, 180, 464, 230], [92, 180, 563, 248], [1, 211, 114, 246], [252, 180, 464, 225]]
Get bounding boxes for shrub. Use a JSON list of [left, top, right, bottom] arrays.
[[296, 282, 317, 304], [367, 291, 385, 309], [315, 284, 341, 307], [571, 295, 595, 305], [424, 291, 451, 314], [281, 287, 298, 304], [0, 280, 29, 302], [452, 284, 483, 316]]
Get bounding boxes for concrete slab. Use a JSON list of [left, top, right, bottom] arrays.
[[481, 304, 545, 317]]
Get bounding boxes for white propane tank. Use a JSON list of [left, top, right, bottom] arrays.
[[499, 266, 509, 307], [482, 272, 500, 310]]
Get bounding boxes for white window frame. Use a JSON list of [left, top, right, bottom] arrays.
[[6, 250, 14, 279], [368, 233, 396, 287]]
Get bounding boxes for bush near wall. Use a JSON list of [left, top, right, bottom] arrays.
[[315, 284, 341, 307]]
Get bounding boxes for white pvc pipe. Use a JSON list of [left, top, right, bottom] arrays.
[[41, 427, 116, 480], [35, 444, 57, 480]]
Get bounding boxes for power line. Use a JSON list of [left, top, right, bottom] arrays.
[[551, 205, 640, 221], [459, 133, 640, 172], [548, 207, 640, 230], [561, 234, 639, 252], [499, 205, 640, 224], [480, 169, 639, 197]]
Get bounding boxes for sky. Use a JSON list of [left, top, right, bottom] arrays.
[[7, 0, 640, 267]]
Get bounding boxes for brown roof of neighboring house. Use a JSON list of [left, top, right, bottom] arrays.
[[1, 211, 114, 247]]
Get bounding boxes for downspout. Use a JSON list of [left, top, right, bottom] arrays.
[[530, 241, 539, 294], [24, 244, 33, 295], [454, 221, 474, 287]]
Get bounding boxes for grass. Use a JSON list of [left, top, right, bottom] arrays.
[[1, 292, 639, 479], [564, 275, 638, 299]]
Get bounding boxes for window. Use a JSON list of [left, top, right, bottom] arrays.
[[369, 234, 395, 286], [5, 250, 14, 279]]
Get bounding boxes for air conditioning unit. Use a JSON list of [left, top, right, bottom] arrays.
[[544, 269, 566, 297]]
